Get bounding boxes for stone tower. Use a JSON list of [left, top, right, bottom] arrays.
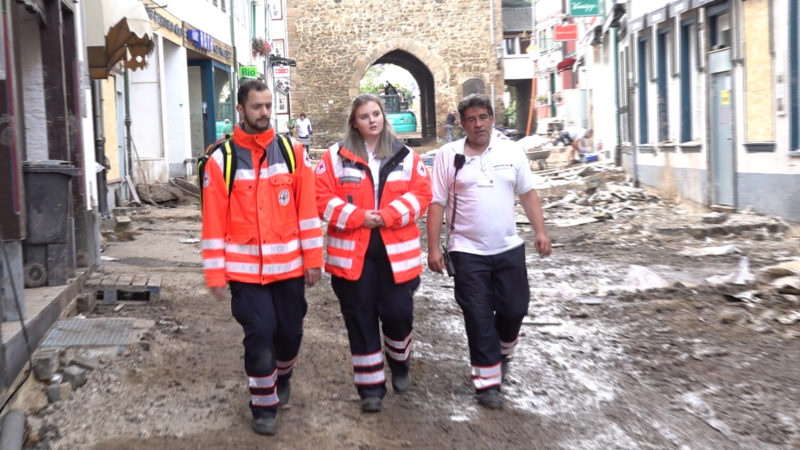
[[285, 0, 504, 147]]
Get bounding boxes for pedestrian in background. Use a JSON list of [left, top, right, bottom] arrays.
[[296, 112, 312, 153], [558, 126, 593, 165], [445, 109, 456, 142], [222, 118, 234, 139], [201, 79, 323, 436], [315, 93, 432, 413], [427, 93, 551, 409]]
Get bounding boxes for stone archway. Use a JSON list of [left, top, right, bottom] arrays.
[[287, 0, 503, 147], [374, 50, 435, 141], [347, 42, 444, 143]]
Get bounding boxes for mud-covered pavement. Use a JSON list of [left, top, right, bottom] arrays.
[[20, 164, 800, 449]]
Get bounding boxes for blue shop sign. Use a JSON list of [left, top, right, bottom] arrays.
[[187, 29, 213, 52]]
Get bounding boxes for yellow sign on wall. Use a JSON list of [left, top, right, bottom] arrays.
[[721, 90, 730, 106]]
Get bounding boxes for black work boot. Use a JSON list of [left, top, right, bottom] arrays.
[[277, 378, 291, 407], [476, 389, 503, 409], [361, 397, 382, 413], [252, 416, 277, 435], [392, 371, 411, 393]]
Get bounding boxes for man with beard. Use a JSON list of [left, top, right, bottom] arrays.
[[201, 79, 323, 436]]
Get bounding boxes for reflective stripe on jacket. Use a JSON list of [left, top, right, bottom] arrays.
[[315, 138, 432, 283], [202, 126, 323, 288]]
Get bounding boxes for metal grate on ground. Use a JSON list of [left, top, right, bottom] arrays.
[[41, 318, 135, 347]]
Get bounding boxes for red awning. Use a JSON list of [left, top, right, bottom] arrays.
[[556, 57, 576, 73]]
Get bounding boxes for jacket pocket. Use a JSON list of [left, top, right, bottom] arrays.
[[268, 174, 298, 237]]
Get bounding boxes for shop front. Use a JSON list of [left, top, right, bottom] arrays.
[[184, 22, 233, 157]]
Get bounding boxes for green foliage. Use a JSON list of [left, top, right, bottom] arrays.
[[360, 65, 386, 93], [360, 65, 415, 109], [503, 100, 517, 128]]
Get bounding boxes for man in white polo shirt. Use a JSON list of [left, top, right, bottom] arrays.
[[427, 94, 551, 409]]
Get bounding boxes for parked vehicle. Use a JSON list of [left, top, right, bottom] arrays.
[[379, 93, 417, 134]]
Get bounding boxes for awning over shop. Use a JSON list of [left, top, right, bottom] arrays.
[[556, 57, 576, 73], [84, 0, 154, 79]]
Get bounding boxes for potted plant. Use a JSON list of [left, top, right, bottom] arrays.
[[252, 37, 271, 58]]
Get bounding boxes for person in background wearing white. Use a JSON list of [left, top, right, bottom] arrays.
[[296, 112, 312, 153]]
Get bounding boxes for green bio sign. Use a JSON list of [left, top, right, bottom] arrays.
[[239, 65, 258, 79], [569, 0, 600, 17]]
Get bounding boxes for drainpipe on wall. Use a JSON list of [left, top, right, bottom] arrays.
[[123, 69, 133, 202], [91, 80, 108, 218], [229, 0, 238, 122], [489, 0, 496, 112], [613, 5, 622, 166], [628, 0, 639, 187]]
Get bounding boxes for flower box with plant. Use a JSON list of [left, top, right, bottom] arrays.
[[252, 37, 271, 58]]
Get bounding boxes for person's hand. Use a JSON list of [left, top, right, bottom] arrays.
[[210, 286, 228, 301], [534, 232, 552, 258], [428, 246, 445, 274], [305, 268, 321, 287], [363, 211, 383, 228]]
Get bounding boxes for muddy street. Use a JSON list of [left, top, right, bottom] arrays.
[[20, 166, 800, 449]]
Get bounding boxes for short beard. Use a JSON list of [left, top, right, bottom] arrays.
[[244, 116, 270, 133]]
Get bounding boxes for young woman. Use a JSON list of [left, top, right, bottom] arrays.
[[315, 94, 431, 412]]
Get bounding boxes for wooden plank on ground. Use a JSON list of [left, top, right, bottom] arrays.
[[146, 275, 163, 302], [115, 274, 134, 288]]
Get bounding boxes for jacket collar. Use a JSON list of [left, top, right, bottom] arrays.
[[233, 122, 275, 151], [337, 136, 406, 166]]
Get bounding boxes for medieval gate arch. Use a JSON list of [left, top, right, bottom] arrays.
[[285, 0, 503, 147]]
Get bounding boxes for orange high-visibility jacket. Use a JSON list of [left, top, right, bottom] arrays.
[[202, 126, 323, 288], [315, 138, 432, 283]]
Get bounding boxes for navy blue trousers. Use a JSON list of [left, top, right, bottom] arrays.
[[230, 277, 307, 419], [331, 229, 420, 399], [450, 244, 529, 393]]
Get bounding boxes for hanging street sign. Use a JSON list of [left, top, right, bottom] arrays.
[[239, 65, 258, 79], [554, 24, 579, 41], [569, 0, 600, 17]]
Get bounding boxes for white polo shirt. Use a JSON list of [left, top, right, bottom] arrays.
[[431, 136, 535, 255]]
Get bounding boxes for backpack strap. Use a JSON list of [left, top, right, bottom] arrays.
[[222, 140, 235, 193], [276, 134, 296, 173]]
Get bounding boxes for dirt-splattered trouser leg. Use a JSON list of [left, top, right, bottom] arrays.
[[451, 244, 529, 393], [230, 277, 307, 419]]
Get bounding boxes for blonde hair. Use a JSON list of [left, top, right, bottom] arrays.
[[343, 93, 395, 160]]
